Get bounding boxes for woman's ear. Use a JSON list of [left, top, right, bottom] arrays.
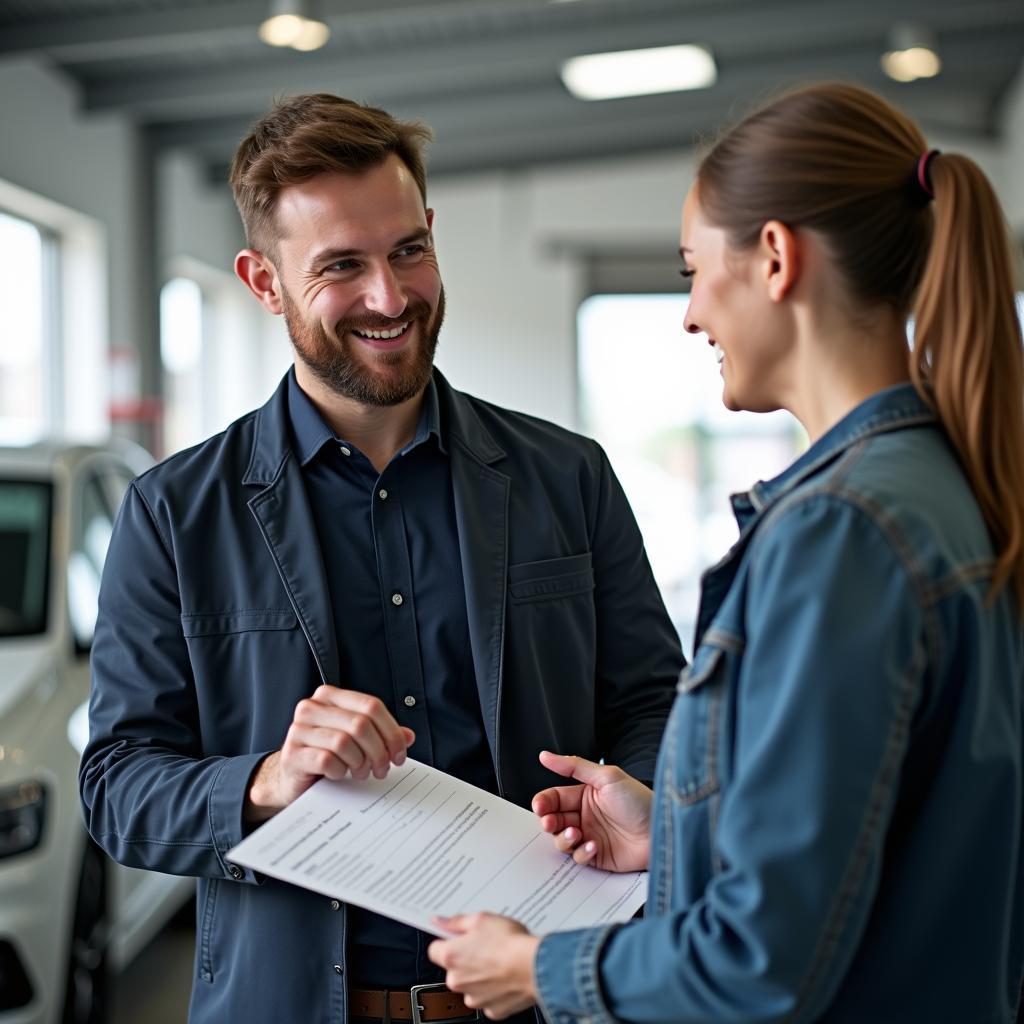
[[759, 219, 800, 303]]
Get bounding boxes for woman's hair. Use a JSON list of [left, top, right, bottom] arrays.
[[697, 82, 1024, 607], [229, 93, 432, 256]]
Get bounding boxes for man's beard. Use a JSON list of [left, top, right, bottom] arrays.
[[282, 286, 445, 407]]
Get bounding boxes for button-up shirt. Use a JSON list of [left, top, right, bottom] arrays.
[[287, 369, 498, 987]]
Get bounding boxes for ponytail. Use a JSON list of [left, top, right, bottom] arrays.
[[910, 154, 1024, 606], [697, 83, 1024, 609]]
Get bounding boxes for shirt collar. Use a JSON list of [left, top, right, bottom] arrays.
[[286, 367, 446, 467], [742, 382, 936, 516]]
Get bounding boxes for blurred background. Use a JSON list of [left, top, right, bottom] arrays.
[[0, 0, 1022, 1020]]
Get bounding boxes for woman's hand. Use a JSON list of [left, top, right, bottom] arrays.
[[532, 751, 653, 872], [427, 914, 540, 1020]]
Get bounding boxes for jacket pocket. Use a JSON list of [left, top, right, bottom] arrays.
[[663, 642, 726, 805], [180, 609, 297, 637], [508, 553, 594, 604]]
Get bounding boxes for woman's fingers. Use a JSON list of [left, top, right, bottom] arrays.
[[531, 784, 583, 819], [538, 750, 614, 786]]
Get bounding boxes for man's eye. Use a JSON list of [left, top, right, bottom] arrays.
[[327, 259, 358, 272], [394, 245, 425, 261]]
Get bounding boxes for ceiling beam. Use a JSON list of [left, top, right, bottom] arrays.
[[0, 0, 560, 61], [72, 0, 1022, 117]]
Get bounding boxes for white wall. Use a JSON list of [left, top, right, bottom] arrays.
[[0, 56, 146, 380], [1, 55, 1021, 439]]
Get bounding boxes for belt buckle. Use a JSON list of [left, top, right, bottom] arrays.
[[410, 982, 479, 1024]]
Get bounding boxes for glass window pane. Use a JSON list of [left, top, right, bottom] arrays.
[[0, 480, 52, 637], [0, 212, 45, 441], [578, 293, 804, 652], [68, 475, 113, 649], [160, 277, 205, 455]]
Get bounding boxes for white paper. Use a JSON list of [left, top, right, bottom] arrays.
[[228, 758, 647, 936]]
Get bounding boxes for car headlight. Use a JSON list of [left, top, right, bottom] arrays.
[[0, 781, 46, 859]]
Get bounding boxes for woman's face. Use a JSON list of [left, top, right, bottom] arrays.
[[680, 185, 793, 414]]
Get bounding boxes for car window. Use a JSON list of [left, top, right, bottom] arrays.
[[68, 474, 115, 650], [0, 480, 52, 638]]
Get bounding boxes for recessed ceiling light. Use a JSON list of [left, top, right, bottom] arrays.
[[561, 44, 717, 101], [881, 23, 941, 82], [259, 0, 329, 51]]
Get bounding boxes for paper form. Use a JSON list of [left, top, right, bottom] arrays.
[[227, 758, 647, 936]]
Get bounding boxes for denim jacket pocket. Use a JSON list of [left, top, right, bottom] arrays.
[[664, 642, 727, 805]]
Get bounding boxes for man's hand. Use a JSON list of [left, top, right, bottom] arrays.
[[245, 685, 415, 823], [428, 913, 539, 1020], [532, 751, 652, 872]]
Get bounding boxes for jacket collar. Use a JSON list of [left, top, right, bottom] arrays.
[[744, 382, 936, 515], [243, 367, 505, 486]]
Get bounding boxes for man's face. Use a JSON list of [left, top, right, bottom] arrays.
[[271, 155, 444, 406]]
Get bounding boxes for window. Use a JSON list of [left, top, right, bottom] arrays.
[[578, 293, 804, 652], [0, 480, 52, 637], [67, 472, 115, 650], [0, 212, 54, 442], [160, 276, 205, 455]]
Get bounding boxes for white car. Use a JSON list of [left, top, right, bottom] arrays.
[[0, 441, 193, 1024]]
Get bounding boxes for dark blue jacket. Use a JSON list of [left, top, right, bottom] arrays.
[[80, 370, 683, 1023]]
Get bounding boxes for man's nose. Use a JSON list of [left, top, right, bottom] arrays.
[[362, 264, 408, 320]]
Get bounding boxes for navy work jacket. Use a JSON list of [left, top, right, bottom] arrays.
[[80, 369, 683, 1024]]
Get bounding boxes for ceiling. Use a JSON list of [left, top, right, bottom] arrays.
[[2, 0, 1023, 182]]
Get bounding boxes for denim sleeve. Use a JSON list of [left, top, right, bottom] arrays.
[[536, 494, 926, 1024], [79, 481, 266, 884], [590, 447, 684, 785]]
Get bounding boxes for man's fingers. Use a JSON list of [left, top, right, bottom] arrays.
[[311, 686, 411, 760]]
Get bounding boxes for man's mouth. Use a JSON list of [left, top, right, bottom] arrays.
[[710, 340, 725, 365], [352, 322, 411, 341]]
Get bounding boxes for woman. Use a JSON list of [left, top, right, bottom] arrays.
[[427, 82, 1024, 1022]]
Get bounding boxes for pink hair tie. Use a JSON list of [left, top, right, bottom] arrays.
[[916, 149, 941, 200]]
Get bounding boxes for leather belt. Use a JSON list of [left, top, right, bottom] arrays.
[[349, 984, 480, 1024]]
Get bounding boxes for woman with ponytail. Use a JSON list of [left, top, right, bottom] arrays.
[[426, 84, 1024, 1022]]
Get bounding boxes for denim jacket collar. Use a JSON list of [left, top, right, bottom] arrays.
[[741, 382, 936, 521]]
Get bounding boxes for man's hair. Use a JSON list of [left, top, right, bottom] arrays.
[[229, 93, 433, 255]]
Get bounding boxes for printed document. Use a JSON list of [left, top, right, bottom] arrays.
[[228, 758, 647, 936]]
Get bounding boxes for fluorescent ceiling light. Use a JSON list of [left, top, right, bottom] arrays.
[[881, 23, 941, 83], [259, 0, 329, 51], [562, 44, 716, 101]]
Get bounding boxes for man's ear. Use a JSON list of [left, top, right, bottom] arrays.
[[759, 219, 800, 303], [235, 248, 283, 314]]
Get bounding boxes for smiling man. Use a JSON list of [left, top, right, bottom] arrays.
[[80, 94, 683, 1024]]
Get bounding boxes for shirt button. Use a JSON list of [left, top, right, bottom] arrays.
[[228, 864, 244, 880], [329, 899, 341, 911], [378, 488, 388, 500], [391, 593, 404, 606], [339, 445, 351, 456], [334, 964, 344, 975], [404, 695, 416, 708]]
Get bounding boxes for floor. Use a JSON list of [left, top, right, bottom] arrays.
[[111, 906, 194, 1024]]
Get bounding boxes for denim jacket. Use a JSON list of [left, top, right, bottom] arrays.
[[535, 383, 1024, 1024]]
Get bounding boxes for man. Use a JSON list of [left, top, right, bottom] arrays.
[[80, 94, 683, 1024]]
